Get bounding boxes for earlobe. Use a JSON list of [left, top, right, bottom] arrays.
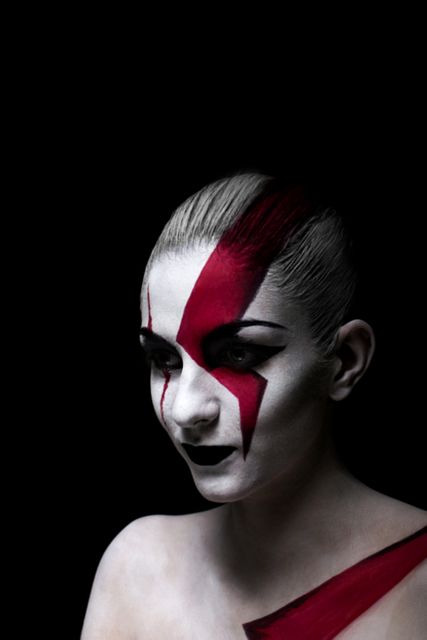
[[329, 320, 376, 402]]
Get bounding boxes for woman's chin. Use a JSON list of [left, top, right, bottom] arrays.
[[190, 470, 255, 503]]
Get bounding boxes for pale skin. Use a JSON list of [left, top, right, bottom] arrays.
[[82, 245, 427, 639]]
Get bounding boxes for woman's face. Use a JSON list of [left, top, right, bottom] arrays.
[[140, 244, 334, 503]]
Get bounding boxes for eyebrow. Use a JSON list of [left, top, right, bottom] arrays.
[[139, 320, 288, 346], [139, 328, 173, 348]]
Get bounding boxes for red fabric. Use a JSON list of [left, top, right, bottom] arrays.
[[242, 525, 427, 639]]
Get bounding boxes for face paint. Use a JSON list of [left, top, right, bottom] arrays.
[[160, 369, 171, 425], [144, 285, 170, 426], [146, 285, 153, 331], [176, 185, 314, 457]]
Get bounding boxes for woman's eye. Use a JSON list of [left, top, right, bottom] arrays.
[[213, 342, 284, 371], [222, 346, 253, 366], [146, 349, 181, 372]]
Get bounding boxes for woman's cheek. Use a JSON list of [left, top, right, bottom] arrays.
[[256, 361, 319, 427]]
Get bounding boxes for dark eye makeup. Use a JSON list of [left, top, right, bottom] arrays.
[[139, 327, 286, 373], [143, 347, 182, 372], [203, 338, 285, 371], [139, 330, 182, 372]]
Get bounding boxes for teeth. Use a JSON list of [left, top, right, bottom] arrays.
[[182, 444, 237, 465]]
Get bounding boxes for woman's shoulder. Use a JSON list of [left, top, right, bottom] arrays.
[[94, 508, 220, 585], [357, 485, 426, 544], [113, 507, 219, 553], [81, 512, 211, 639], [392, 556, 427, 635], [98, 511, 204, 574]]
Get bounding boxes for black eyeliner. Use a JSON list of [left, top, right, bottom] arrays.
[[204, 341, 286, 371], [139, 324, 286, 372], [139, 328, 182, 371]]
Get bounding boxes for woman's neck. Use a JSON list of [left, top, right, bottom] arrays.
[[214, 436, 372, 583]]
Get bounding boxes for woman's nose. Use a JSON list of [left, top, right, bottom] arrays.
[[170, 359, 220, 431]]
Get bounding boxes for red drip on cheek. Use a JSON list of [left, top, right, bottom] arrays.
[[147, 286, 153, 331], [145, 285, 167, 423], [160, 370, 171, 425]]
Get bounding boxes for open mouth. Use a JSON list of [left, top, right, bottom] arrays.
[[181, 444, 237, 466]]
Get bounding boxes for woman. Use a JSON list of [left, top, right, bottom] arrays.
[[82, 172, 426, 639]]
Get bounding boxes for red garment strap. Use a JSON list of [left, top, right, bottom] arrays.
[[242, 525, 427, 639]]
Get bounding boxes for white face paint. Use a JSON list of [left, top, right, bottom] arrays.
[[140, 245, 333, 503]]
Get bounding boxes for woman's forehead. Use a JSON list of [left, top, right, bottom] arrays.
[[141, 247, 308, 338], [142, 247, 213, 324]]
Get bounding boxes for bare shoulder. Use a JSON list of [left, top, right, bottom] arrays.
[[384, 559, 427, 639], [81, 513, 199, 640], [86, 514, 178, 590], [340, 559, 427, 639], [359, 485, 427, 546], [359, 490, 427, 637]]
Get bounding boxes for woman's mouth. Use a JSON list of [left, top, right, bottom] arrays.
[[181, 444, 237, 465]]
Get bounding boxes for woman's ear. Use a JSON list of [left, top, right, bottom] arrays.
[[329, 320, 376, 401]]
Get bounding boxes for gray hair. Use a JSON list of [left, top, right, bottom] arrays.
[[143, 171, 357, 358]]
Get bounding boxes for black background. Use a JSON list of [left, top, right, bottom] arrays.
[[22, 63, 426, 638]]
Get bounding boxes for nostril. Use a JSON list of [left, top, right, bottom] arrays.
[[194, 417, 212, 426]]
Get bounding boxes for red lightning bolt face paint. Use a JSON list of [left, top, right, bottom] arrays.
[[176, 184, 314, 458]]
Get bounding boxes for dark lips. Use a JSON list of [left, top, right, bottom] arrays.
[[181, 444, 237, 465]]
